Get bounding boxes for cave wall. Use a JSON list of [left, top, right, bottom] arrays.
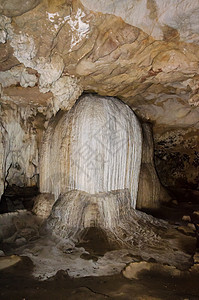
[[0, 102, 41, 197], [154, 127, 199, 192], [137, 123, 169, 209]]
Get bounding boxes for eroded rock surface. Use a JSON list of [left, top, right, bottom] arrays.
[[32, 193, 54, 219], [0, 103, 39, 197], [137, 123, 170, 209], [46, 189, 193, 269], [81, 0, 199, 44], [154, 127, 199, 191]]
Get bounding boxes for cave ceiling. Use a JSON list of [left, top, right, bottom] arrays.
[[0, 0, 199, 132]]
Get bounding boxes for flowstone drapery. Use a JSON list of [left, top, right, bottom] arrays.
[[45, 189, 192, 273], [40, 94, 142, 208]]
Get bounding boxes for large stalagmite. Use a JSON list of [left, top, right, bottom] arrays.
[[40, 94, 142, 208]]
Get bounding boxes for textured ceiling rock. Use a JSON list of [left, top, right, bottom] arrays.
[[0, 41, 19, 72], [81, 0, 199, 44], [0, 9, 83, 113], [0, 0, 41, 17], [1, 86, 52, 108], [0, 0, 199, 129], [0, 65, 37, 88]]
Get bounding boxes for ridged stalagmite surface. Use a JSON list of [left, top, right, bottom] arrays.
[[46, 189, 193, 270], [40, 94, 142, 208], [137, 124, 170, 209]]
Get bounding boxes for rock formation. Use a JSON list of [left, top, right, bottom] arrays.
[[47, 189, 167, 250], [40, 94, 142, 208], [0, 102, 39, 197], [137, 123, 170, 209], [32, 193, 54, 219], [0, 0, 198, 195], [43, 189, 193, 272]]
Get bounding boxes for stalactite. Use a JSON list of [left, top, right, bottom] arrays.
[[40, 94, 142, 208]]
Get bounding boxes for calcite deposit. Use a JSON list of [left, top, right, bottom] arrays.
[[137, 123, 169, 209], [11, 189, 193, 280], [46, 189, 184, 265], [40, 94, 142, 208], [0, 103, 39, 196]]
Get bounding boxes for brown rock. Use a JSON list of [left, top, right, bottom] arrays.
[[0, 0, 41, 17]]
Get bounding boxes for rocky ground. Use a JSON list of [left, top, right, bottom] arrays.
[[1, 258, 199, 300], [1, 194, 199, 299]]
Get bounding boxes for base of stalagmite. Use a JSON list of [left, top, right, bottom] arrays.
[[46, 189, 193, 269], [9, 189, 192, 280], [1, 190, 195, 280]]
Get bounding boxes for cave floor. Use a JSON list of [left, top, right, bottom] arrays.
[[1, 199, 199, 299], [1, 255, 199, 300]]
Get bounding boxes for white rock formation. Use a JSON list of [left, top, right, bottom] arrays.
[[45, 189, 193, 271], [0, 103, 39, 197], [40, 94, 142, 208], [0, 65, 37, 88], [50, 76, 83, 114]]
